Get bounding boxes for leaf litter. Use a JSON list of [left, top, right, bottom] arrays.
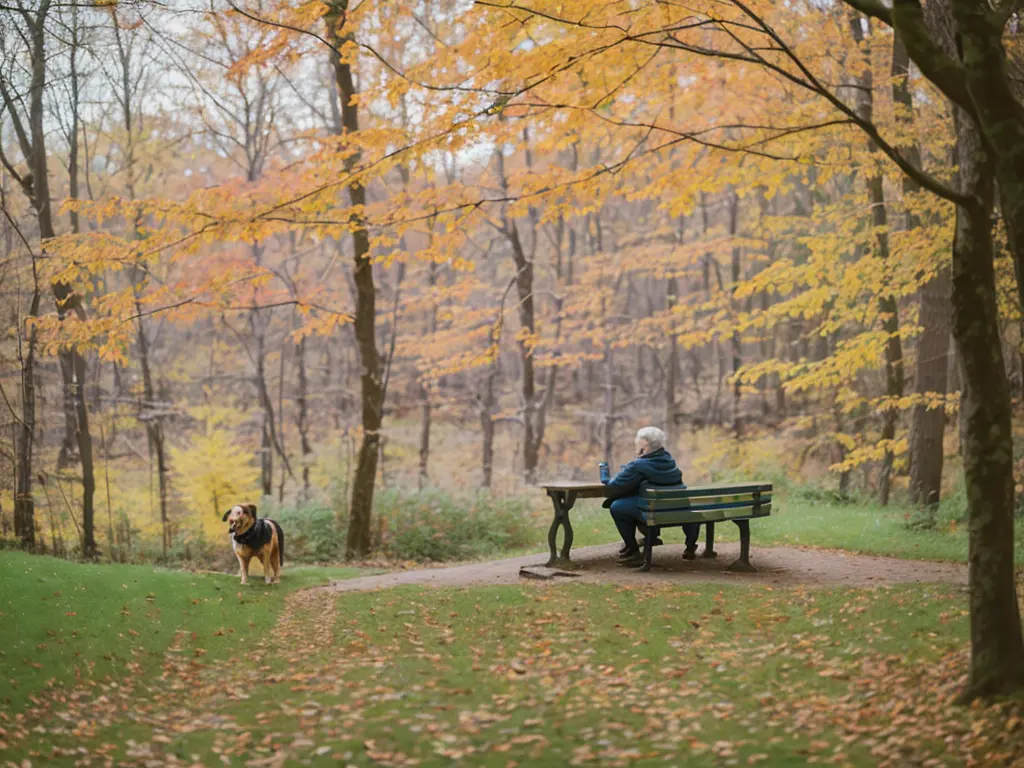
[[1, 582, 1022, 767]]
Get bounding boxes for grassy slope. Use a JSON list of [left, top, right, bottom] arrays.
[[0, 551, 364, 714], [555, 494, 1022, 563]]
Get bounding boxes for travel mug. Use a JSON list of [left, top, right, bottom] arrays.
[[598, 462, 609, 482]]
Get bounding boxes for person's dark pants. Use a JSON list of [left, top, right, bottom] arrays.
[[609, 497, 700, 551], [682, 523, 700, 551]]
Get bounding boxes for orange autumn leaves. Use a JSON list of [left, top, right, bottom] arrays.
[[39, 0, 962, 475]]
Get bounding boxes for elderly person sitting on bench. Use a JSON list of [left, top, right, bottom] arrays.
[[601, 426, 699, 567]]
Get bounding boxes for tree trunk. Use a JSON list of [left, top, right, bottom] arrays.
[[326, 0, 382, 558], [665, 274, 679, 428], [496, 150, 541, 485], [418, 391, 432, 490], [136, 307, 170, 555], [419, 259, 438, 490], [907, 269, 951, 508], [851, 14, 904, 506], [255, 324, 274, 498], [602, 293, 616, 467], [949, 105, 1024, 701], [14, 259, 41, 549], [296, 337, 312, 500], [728, 191, 743, 438], [889, 29, 951, 508], [479, 363, 497, 489]]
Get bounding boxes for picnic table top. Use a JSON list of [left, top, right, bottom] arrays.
[[539, 480, 607, 494]]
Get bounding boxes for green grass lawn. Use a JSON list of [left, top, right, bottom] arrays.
[[2, 552, 1021, 766], [0, 551, 366, 715], [551, 493, 1024, 563]]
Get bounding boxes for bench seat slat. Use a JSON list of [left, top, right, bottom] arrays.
[[646, 504, 772, 526]]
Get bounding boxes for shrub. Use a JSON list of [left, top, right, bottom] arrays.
[[791, 484, 857, 506], [260, 489, 544, 564], [373, 489, 542, 562]]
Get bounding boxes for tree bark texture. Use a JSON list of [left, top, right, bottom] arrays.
[[327, 0, 383, 558], [418, 258, 438, 490], [297, 337, 312, 500], [14, 266, 41, 548], [907, 268, 951, 508], [728, 191, 743, 438], [949, 106, 1024, 700]]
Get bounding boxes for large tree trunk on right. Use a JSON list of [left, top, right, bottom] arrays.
[[949, 107, 1024, 701], [944, 1, 1024, 315]]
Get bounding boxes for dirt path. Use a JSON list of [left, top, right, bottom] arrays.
[[328, 541, 968, 592]]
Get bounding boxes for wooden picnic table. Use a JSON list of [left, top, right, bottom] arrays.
[[539, 481, 607, 569]]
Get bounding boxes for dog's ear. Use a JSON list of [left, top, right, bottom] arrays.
[[222, 508, 232, 522], [246, 504, 258, 519]]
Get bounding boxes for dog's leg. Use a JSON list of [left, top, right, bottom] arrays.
[[263, 552, 273, 584], [239, 555, 250, 585], [270, 549, 281, 584]]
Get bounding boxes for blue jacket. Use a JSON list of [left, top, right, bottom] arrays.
[[602, 447, 683, 507]]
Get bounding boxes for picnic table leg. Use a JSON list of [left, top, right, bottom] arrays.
[[703, 522, 718, 558], [545, 491, 580, 570], [728, 519, 757, 572]]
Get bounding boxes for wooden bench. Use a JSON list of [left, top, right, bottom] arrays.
[[637, 481, 773, 572]]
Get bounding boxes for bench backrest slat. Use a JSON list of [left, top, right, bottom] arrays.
[[642, 482, 772, 500], [638, 480, 773, 525], [640, 495, 772, 512]]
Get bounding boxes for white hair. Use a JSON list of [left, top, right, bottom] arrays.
[[636, 426, 666, 451]]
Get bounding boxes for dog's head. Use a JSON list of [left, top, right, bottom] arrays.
[[222, 504, 257, 535]]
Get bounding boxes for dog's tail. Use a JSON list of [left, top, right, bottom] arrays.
[[272, 520, 285, 567]]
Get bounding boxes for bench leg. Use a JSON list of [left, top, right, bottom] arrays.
[[729, 519, 756, 572], [703, 522, 718, 558], [545, 491, 579, 570], [640, 526, 654, 572]]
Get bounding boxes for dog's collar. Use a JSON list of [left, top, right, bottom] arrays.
[[233, 518, 266, 546]]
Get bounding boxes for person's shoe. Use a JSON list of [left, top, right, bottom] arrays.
[[619, 537, 663, 556], [617, 546, 640, 561], [618, 550, 645, 568], [682, 547, 698, 561]]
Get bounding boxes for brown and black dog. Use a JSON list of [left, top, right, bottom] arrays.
[[222, 504, 285, 585]]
